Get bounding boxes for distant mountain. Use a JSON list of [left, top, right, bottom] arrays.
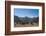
[[14, 15, 39, 23]]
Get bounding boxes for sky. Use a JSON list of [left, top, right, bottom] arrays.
[[14, 8, 39, 18]]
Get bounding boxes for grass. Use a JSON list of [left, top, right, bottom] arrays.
[[14, 23, 39, 27]]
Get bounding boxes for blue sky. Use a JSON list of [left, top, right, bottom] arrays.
[[14, 8, 39, 18]]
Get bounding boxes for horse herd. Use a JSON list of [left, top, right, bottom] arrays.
[[15, 21, 38, 25]]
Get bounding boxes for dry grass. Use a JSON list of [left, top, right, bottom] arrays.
[[14, 23, 39, 27]]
